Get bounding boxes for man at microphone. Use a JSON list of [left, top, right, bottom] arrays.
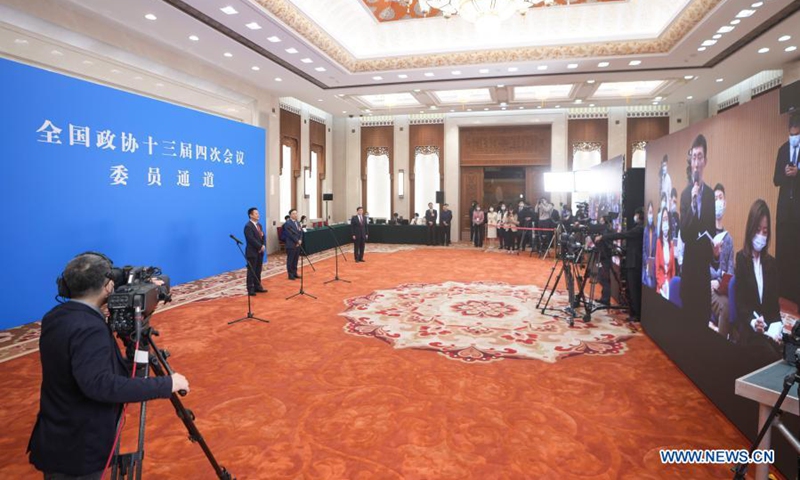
[[244, 207, 267, 295], [680, 134, 715, 324]]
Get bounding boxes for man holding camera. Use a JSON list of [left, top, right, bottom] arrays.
[[597, 208, 645, 321], [28, 253, 189, 479]]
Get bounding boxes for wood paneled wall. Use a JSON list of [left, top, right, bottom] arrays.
[[360, 125, 394, 213], [409, 124, 445, 211], [644, 89, 787, 258], [567, 118, 608, 169], [460, 125, 551, 166], [280, 109, 301, 208], [460, 167, 483, 238], [627, 117, 669, 169], [310, 119, 326, 212]]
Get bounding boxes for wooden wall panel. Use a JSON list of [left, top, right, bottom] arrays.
[[567, 118, 608, 169], [360, 125, 394, 213], [310, 120, 327, 214], [460, 126, 551, 166], [460, 167, 484, 240], [409, 124, 445, 211], [279, 106, 300, 209], [627, 117, 669, 169]]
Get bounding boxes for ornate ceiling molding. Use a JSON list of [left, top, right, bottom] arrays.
[[255, 0, 721, 73]]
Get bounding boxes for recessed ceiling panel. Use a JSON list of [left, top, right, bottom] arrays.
[[357, 92, 422, 108], [512, 84, 574, 102], [590, 80, 666, 98], [430, 88, 493, 104]]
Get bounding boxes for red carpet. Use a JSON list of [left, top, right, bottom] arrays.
[[0, 246, 776, 479]]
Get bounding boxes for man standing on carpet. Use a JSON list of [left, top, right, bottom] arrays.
[[244, 207, 267, 295], [351, 206, 368, 262], [425, 202, 438, 246], [284, 208, 303, 280], [598, 207, 645, 321], [440, 203, 453, 246], [28, 253, 189, 479]]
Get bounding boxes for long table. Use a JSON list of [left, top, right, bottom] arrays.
[[301, 224, 430, 255]]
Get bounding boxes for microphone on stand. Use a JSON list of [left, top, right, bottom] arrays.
[[230, 234, 243, 245]]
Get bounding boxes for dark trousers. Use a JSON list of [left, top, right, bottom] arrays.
[[498, 228, 506, 249], [470, 223, 475, 243], [246, 253, 263, 292], [474, 224, 484, 247], [776, 218, 800, 304], [427, 224, 437, 245], [353, 236, 366, 260], [44, 472, 103, 480], [286, 248, 299, 278], [440, 225, 451, 246], [599, 258, 611, 303], [627, 267, 642, 319]]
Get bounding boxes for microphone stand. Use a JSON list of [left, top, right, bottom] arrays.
[[227, 235, 269, 326], [324, 225, 350, 284], [286, 244, 317, 300]]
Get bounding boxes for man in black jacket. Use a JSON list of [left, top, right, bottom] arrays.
[[425, 202, 438, 246], [599, 208, 645, 321], [28, 253, 188, 479], [284, 209, 303, 280], [351, 206, 369, 262], [774, 113, 800, 308], [439, 203, 453, 246], [244, 207, 267, 295]]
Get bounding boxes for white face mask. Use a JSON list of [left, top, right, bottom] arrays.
[[715, 199, 725, 219], [661, 200, 667, 211], [661, 221, 669, 236], [790, 134, 800, 148], [647, 213, 653, 225], [489, 208, 494, 212], [752, 233, 767, 252]]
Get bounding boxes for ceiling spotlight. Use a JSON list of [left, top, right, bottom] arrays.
[[751, 2, 763, 7], [315, 67, 326, 72], [718, 26, 735, 33], [300, 58, 313, 63], [758, 47, 770, 53], [500, 102, 507, 106], [221, 6, 238, 15], [508, 67, 518, 72], [342, 111, 347, 114], [81, 60, 93, 65], [424, 72, 435, 77], [484, 108, 489, 111], [13, 38, 29, 45], [497, 84, 505, 88], [687, 95, 693, 100], [537, 65, 548, 71], [398, 74, 408, 79], [731, 19, 741, 25], [598, 62, 610, 67], [479, 68, 490, 73], [567, 63, 578, 69], [467, 108, 473, 111], [716, 78, 724, 82], [519, 106, 524, 109], [787, 46, 798, 52], [629, 60, 642, 66], [224, 52, 233, 57], [587, 79, 596, 84], [318, 99, 323, 102], [501, 107, 507, 110], [414, 89, 421, 92], [574, 99, 582, 104], [589, 104, 595, 107], [712, 34, 722, 40], [267, 36, 281, 43], [452, 70, 461, 75], [684, 75, 694, 80], [701, 40, 717, 46], [652, 101, 659, 105], [655, 96, 663, 101], [372, 76, 383, 80], [736, 9, 755, 18], [430, 106, 437, 110], [450, 109, 455, 112], [189, 35, 199, 41], [698, 47, 707, 52], [251, 66, 260, 71], [555, 105, 561, 108], [274, 77, 282, 82], [245, 22, 262, 30], [144, 13, 157, 20], [779, 35, 792, 42], [285, 48, 298, 54]]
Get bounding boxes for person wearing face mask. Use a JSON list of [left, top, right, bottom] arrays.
[[669, 188, 684, 276], [709, 184, 735, 339], [655, 207, 675, 301], [28, 253, 188, 479], [680, 134, 715, 325], [660, 155, 672, 210], [486, 205, 498, 248], [773, 113, 800, 311], [497, 202, 507, 250], [598, 207, 645, 321], [642, 201, 658, 289], [735, 199, 781, 348], [472, 204, 485, 248]]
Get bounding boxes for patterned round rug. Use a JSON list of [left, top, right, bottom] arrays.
[[340, 281, 639, 363]]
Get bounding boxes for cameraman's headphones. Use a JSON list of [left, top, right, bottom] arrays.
[[56, 251, 115, 300]]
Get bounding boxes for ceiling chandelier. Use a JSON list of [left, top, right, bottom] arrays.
[[397, 0, 558, 29]]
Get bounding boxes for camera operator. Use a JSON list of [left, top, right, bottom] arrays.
[[592, 214, 616, 305], [28, 253, 189, 479], [597, 208, 645, 321]]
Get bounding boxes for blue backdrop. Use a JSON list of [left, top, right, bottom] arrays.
[[0, 58, 266, 329]]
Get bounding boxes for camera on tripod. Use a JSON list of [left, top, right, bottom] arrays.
[[782, 320, 800, 364], [107, 266, 171, 338], [559, 231, 583, 260]]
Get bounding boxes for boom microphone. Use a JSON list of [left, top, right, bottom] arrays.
[[229, 234, 243, 245]]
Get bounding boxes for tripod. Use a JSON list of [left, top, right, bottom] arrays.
[[732, 360, 800, 480], [540, 223, 563, 259], [286, 245, 317, 300], [538, 247, 584, 327], [111, 309, 233, 479], [324, 225, 350, 285], [227, 235, 269, 326], [575, 247, 630, 323]]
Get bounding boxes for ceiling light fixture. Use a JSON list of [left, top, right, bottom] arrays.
[[224, 52, 233, 57], [221, 6, 238, 15], [537, 65, 548, 71], [373, 76, 383, 80], [567, 63, 578, 69], [398, 74, 408, 79], [697, 47, 707, 52], [758, 47, 770, 53], [589, 104, 595, 107], [736, 9, 755, 18], [687, 95, 693, 100], [629, 60, 641, 66], [598, 61, 610, 67], [497, 84, 505, 88], [779, 35, 792, 42], [251, 66, 260, 71], [655, 96, 663, 101], [701, 39, 717, 46], [508, 67, 518, 72], [189, 35, 199, 41], [402, 0, 561, 30], [684, 75, 694, 80], [275, 78, 282, 82], [751, 2, 763, 7], [787, 46, 798, 52], [245, 22, 262, 30], [144, 14, 157, 21], [452, 70, 462, 75], [285, 48, 298, 54], [716, 78, 724, 82], [479, 68, 490, 73], [587, 79, 595, 84], [731, 19, 741, 25], [424, 72, 435, 77], [300, 58, 313, 63], [718, 26, 735, 33], [267, 36, 281, 43], [315, 67, 326, 72], [712, 34, 722, 40]]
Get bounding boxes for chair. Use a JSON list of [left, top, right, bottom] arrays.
[[668, 276, 682, 308]]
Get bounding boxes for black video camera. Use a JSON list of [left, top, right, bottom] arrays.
[[782, 320, 800, 364], [107, 266, 171, 338]]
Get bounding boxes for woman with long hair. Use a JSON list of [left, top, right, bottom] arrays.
[[655, 207, 675, 300]]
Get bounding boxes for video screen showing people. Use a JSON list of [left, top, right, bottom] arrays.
[[643, 90, 799, 351]]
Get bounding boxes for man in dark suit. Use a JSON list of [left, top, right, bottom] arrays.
[[284, 209, 303, 280], [440, 203, 453, 246], [351, 206, 368, 262], [773, 113, 800, 308], [28, 253, 188, 479], [244, 207, 267, 295], [680, 134, 715, 324], [425, 202, 438, 246], [600, 208, 645, 321]]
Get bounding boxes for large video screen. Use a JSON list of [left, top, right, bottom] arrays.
[[642, 89, 799, 477], [0, 58, 266, 329]]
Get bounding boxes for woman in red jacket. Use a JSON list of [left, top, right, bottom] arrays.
[[655, 206, 675, 299]]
